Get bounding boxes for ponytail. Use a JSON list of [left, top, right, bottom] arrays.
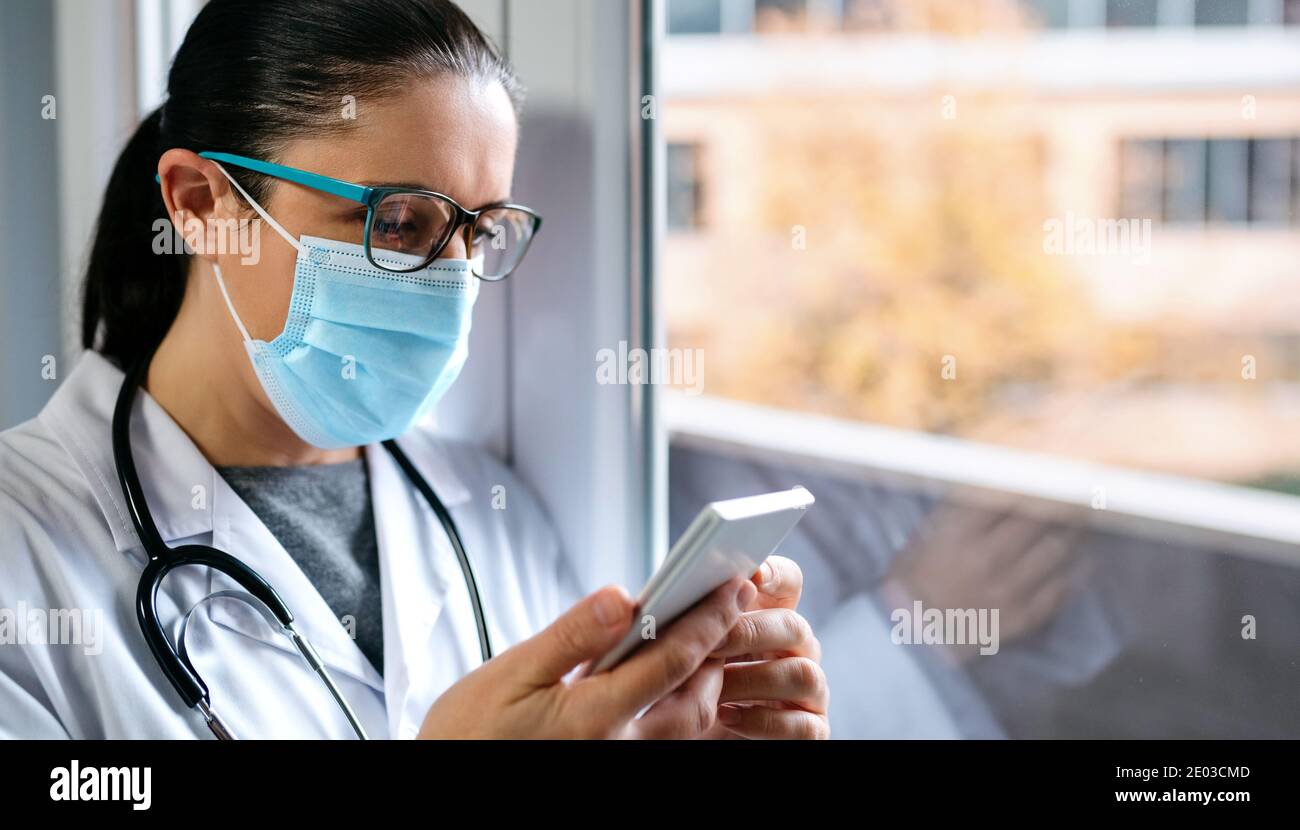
[[80, 106, 185, 369]]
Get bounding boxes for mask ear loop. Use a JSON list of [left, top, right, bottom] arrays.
[[204, 162, 304, 347], [209, 161, 302, 254]]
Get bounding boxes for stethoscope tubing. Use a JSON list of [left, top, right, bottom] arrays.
[[112, 350, 492, 738]]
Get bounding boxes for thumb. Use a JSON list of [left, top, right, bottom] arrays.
[[512, 586, 635, 686]]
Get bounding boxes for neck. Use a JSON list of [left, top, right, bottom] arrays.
[[144, 266, 361, 468]]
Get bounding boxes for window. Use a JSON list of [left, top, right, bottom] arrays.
[[1206, 138, 1248, 223], [666, 142, 706, 232], [1119, 137, 1299, 226], [668, 0, 724, 34], [842, 0, 897, 30], [660, 0, 1300, 739], [1194, 0, 1251, 25], [1107, 0, 1158, 27], [1164, 138, 1208, 222], [1249, 138, 1293, 224], [1294, 137, 1300, 218]]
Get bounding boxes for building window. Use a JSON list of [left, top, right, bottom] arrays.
[[1107, 0, 1159, 27], [1120, 137, 1298, 225], [1294, 138, 1300, 219], [667, 142, 705, 232], [842, 0, 897, 30], [1207, 139, 1249, 223], [1164, 139, 1208, 223], [1194, 0, 1251, 26], [668, 0, 724, 35], [1249, 138, 1293, 223]]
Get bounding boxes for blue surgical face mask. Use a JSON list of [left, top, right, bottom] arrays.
[[209, 164, 479, 449]]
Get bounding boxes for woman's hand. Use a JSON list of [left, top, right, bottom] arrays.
[[884, 503, 1083, 662], [703, 555, 830, 740], [418, 577, 756, 739]]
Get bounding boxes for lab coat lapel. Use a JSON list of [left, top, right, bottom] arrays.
[[206, 472, 386, 693], [45, 352, 385, 693], [40, 351, 217, 554], [367, 439, 477, 739]]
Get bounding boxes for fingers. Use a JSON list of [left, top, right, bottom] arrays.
[[980, 514, 1055, 567], [717, 704, 830, 740], [1004, 528, 1079, 597], [632, 658, 726, 739], [750, 555, 803, 609], [719, 657, 829, 712], [582, 578, 755, 726], [1011, 567, 1075, 636], [510, 585, 635, 686], [710, 608, 820, 661]]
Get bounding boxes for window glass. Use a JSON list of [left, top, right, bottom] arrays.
[[668, 0, 724, 34], [1164, 139, 1207, 223], [1206, 138, 1249, 223], [1249, 138, 1293, 224], [1107, 0, 1159, 27], [661, 0, 1300, 739], [666, 142, 705, 232], [1194, 0, 1251, 25]]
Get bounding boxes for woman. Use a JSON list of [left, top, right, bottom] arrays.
[[0, 0, 828, 739]]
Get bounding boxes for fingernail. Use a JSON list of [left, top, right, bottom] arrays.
[[759, 561, 775, 586], [718, 706, 741, 725], [593, 590, 623, 627]]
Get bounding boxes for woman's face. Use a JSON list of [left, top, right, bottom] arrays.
[[216, 74, 520, 345]]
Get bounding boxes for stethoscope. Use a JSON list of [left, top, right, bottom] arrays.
[[112, 350, 493, 739]]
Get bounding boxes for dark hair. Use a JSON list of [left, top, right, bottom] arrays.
[[81, 0, 521, 369]]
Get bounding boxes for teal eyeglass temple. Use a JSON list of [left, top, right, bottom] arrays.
[[152, 151, 387, 202], [153, 150, 543, 277]]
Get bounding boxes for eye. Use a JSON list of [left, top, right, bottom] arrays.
[[372, 217, 416, 236]]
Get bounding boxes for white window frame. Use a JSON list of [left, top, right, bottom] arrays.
[[442, 0, 665, 589]]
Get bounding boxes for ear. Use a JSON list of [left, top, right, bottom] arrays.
[[157, 148, 237, 264]]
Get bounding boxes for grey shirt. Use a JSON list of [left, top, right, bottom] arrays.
[[217, 458, 384, 676]]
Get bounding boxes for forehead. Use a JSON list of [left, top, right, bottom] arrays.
[[278, 74, 519, 207]]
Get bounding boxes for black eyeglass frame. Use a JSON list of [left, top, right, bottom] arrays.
[[195, 151, 543, 280]]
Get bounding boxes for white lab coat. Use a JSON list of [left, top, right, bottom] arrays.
[[0, 351, 581, 739]]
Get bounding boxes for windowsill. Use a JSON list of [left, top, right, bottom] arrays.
[[664, 391, 1300, 566]]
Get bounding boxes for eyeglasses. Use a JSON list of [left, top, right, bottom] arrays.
[[196, 151, 542, 281]]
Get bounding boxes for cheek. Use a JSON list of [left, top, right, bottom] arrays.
[[237, 240, 298, 341]]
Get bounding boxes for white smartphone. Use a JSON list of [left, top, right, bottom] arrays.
[[586, 486, 815, 675]]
